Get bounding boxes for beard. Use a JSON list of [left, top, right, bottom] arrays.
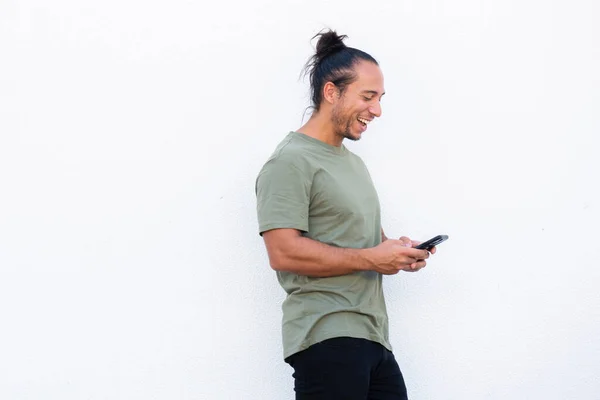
[[331, 102, 361, 142]]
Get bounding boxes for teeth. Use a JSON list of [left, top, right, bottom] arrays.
[[358, 118, 371, 124]]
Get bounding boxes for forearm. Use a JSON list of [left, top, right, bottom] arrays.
[[269, 236, 375, 278]]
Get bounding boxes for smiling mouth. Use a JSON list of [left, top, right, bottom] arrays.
[[357, 117, 372, 127]]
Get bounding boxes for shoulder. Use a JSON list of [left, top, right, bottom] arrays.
[[259, 135, 316, 177]]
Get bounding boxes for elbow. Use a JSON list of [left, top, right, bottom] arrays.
[[267, 243, 296, 272], [268, 252, 288, 272], [270, 261, 283, 272]]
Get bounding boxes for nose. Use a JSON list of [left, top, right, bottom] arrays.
[[369, 101, 382, 118]]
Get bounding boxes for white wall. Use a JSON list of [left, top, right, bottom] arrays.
[[1, 0, 599, 399]]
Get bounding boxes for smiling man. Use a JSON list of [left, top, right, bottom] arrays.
[[255, 30, 435, 399]]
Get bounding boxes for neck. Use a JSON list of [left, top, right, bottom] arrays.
[[296, 111, 343, 147]]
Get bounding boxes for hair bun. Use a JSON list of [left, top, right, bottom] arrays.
[[301, 29, 377, 111], [314, 30, 348, 62]]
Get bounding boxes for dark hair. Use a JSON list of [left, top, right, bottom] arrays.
[[302, 29, 378, 112]]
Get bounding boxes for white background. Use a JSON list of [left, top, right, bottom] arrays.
[[1, 0, 599, 399]]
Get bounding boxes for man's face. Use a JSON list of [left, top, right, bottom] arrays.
[[331, 61, 385, 142]]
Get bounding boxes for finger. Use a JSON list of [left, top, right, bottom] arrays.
[[400, 263, 417, 272], [409, 260, 427, 271], [429, 246, 436, 255], [413, 249, 430, 260], [403, 256, 418, 265], [399, 236, 412, 247], [404, 248, 429, 259], [411, 240, 421, 248]]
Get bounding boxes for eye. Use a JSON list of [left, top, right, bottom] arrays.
[[363, 96, 374, 101]]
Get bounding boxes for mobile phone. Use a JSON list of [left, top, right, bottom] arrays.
[[414, 235, 449, 251]]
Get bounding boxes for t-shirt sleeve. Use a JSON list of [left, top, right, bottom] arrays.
[[255, 157, 311, 236]]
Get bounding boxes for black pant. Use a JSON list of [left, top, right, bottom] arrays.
[[285, 337, 408, 400]]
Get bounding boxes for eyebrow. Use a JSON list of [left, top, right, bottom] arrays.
[[361, 90, 386, 97]]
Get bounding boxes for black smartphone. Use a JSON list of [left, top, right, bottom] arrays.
[[414, 235, 449, 250]]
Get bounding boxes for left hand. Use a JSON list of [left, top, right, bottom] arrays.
[[397, 236, 434, 272]]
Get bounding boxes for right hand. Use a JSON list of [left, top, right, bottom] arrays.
[[366, 237, 430, 275]]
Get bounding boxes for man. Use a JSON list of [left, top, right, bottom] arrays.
[[255, 30, 437, 399]]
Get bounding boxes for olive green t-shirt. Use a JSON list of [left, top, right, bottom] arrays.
[[255, 131, 391, 359]]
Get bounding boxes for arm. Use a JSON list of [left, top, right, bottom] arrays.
[[263, 229, 372, 277], [256, 159, 429, 276], [262, 228, 430, 278]]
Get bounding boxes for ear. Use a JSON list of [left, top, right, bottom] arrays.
[[322, 82, 339, 105]]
